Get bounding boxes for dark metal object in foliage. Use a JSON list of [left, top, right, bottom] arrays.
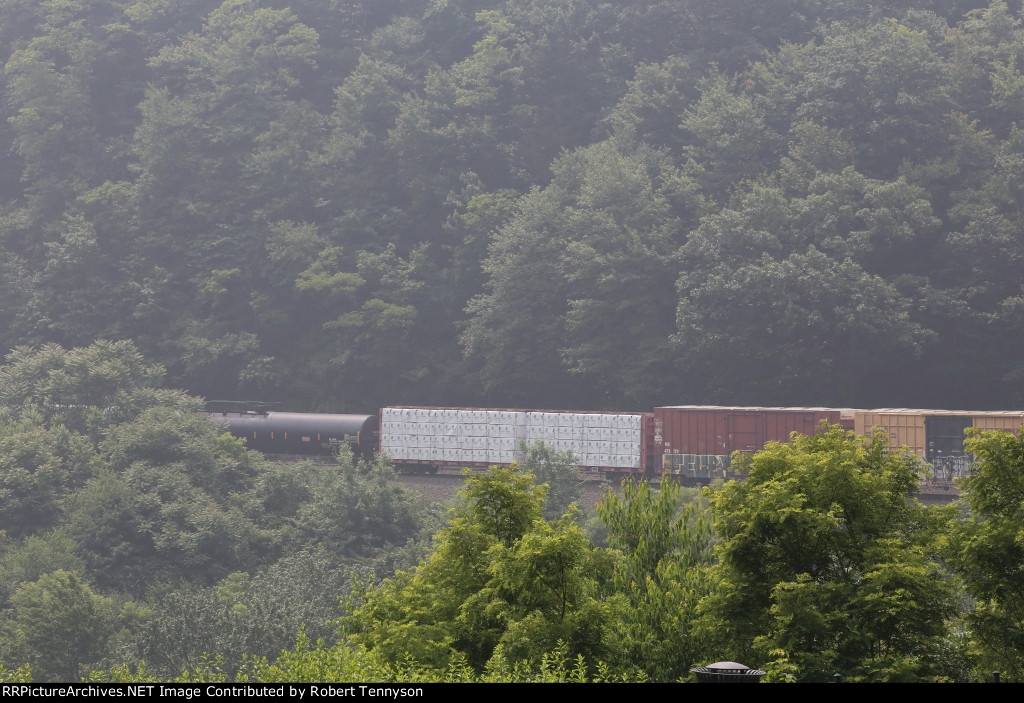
[[691, 661, 766, 683]]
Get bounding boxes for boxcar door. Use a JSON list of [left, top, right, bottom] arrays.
[[728, 412, 764, 453], [925, 415, 972, 463]]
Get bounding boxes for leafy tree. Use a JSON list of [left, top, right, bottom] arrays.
[[459, 467, 546, 550], [517, 441, 585, 521], [704, 424, 960, 681], [63, 470, 159, 593], [128, 0, 326, 394], [675, 165, 944, 404], [781, 16, 954, 179], [3, 1, 133, 216], [949, 427, 1024, 679], [441, 178, 520, 309], [0, 570, 113, 682], [103, 405, 255, 499], [96, 637, 640, 683], [0, 340, 190, 440], [680, 72, 780, 201], [125, 551, 369, 680], [463, 137, 700, 407], [25, 216, 139, 349], [291, 243, 456, 409], [675, 247, 934, 405], [0, 530, 86, 607], [0, 420, 85, 536], [432, 0, 628, 183], [346, 468, 618, 671], [97, 403, 269, 584], [946, 1, 1024, 132], [598, 478, 713, 681], [460, 510, 618, 666], [0, 663, 31, 683], [297, 448, 424, 558], [0, 0, 1020, 416], [604, 56, 701, 152]]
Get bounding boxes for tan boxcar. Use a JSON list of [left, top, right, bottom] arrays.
[[854, 409, 1024, 483], [970, 414, 1024, 435], [854, 409, 1024, 460], [854, 410, 928, 457]]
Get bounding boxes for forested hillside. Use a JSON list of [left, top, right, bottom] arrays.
[[0, 340, 439, 681], [2, 0, 1022, 412]]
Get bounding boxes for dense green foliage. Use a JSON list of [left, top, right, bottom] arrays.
[[598, 478, 713, 681], [343, 469, 619, 670], [0, 340, 430, 681], [87, 423, 1013, 684], [1, 0, 1022, 410], [703, 426, 961, 681], [948, 429, 1024, 678]]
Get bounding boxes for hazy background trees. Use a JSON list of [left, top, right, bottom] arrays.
[[1, 0, 1022, 412]]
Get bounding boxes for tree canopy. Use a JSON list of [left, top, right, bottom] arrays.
[[345, 468, 618, 671], [705, 424, 959, 681], [0, 0, 1021, 410], [0, 340, 431, 680], [948, 428, 1024, 679]]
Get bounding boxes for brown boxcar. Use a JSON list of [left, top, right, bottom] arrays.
[[654, 406, 853, 481]]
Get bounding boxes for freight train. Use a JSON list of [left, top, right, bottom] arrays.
[[207, 402, 1024, 484]]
